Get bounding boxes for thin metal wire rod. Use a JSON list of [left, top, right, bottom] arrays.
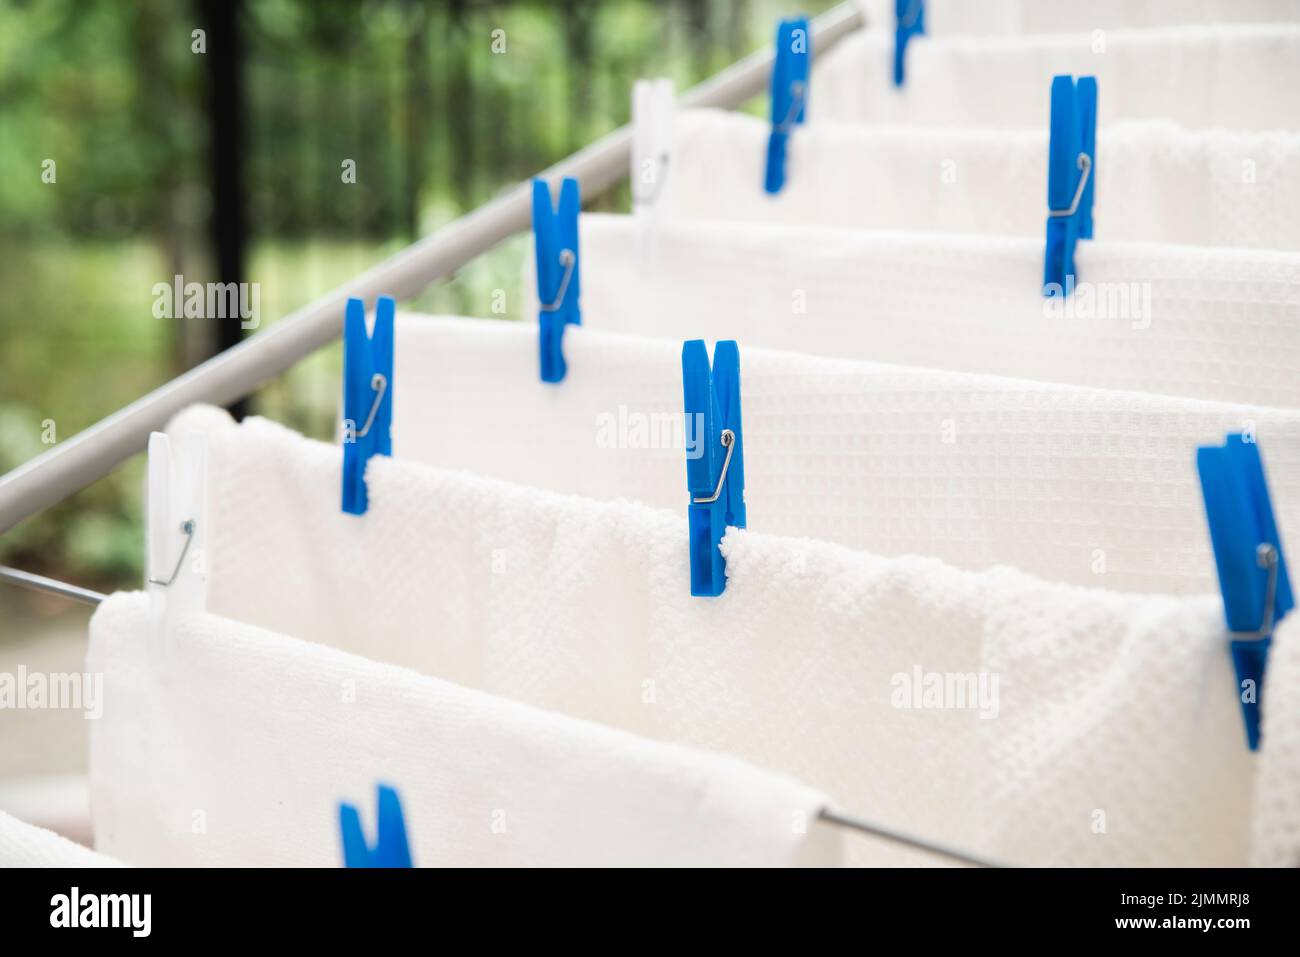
[[818, 808, 1004, 868], [0, 1, 865, 537], [0, 566, 106, 607]]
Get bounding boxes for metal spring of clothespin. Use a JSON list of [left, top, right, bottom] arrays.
[[764, 16, 811, 196], [146, 430, 208, 654], [1197, 434, 1294, 751], [1043, 74, 1097, 296], [893, 0, 925, 87], [342, 295, 395, 516], [339, 783, 413, 868], [533, 177, 582, 383], [682, 340, 746, 597]]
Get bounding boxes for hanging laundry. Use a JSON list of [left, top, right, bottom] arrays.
[[656, 110, 1300, 248], [190, 361, 1285, 601], [86, 592, 841, 868], [811, 22, 1300, 130], [0, 808, 123, 867], [155, 408, 1290, 867], [856, 0, 1300, 35], [537, 213, 1300, 408], [353, 322, 1300, 595], [1253, 621, 1300, 866]]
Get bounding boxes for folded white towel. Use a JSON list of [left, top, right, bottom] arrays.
[[661, 111, 1300, 249], [164, 407, 1276, 866], [87, 591, 840, 867], [856, 0, 1300, 35], [0, 808, 123, 867], [362, 318, 1300, 594], [812, 22, 1300, 131], [543, 214, 1300, 408]]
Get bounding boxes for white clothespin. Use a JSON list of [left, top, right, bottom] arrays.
[[146, 430, 208, 654], [631, 78, 674, 267]]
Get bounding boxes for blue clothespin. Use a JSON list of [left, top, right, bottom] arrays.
[[341, 295, 394, 516], [339, 783, 412, 868], [893, 0, 925, 86], [683, 340, 746, 597], [1043, 74, 1097, 295], [764, 16, 810, 195], [532, 177, 581, 383], [1197, 435, 1293, 751]]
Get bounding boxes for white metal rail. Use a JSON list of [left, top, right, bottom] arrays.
[[0, 1, 864, 536]]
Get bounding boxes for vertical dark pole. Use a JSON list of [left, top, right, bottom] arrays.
[[560, 0, 595, 154], [203, 0, 248, 419], [406, 0, 432, 240], [728, 0, 751, 63], [446, 0, 475, 214]]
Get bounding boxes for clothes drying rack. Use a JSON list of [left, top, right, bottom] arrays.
[[0, 3, 1007, 868]]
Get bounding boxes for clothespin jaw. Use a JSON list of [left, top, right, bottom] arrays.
[[339, 783, 412, 868], [683, 340, 746, 597], [1043, 75, 1098, 295], [341, 295, 395, 516], [764, 16, 811, 195], [533, 177, 582, 383], [632, 78, 675, 265], [1197, 435, 1294, 751], [893, 0, 925, 87], [147, 430, 208, 652]]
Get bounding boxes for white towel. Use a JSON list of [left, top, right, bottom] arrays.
[[812, 22, 1300, 131], [87, 591, 840, 867], [546, 214, 1300, 408], [0, 808, 123, 867], [856, 0, 1300, 35], [661, 110, 1300, 249], [163, 407, 1271, 866], [372, 318, 1300, 595], [1253, 616, 1300, 867]]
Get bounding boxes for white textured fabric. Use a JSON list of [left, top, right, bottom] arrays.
[[163, 407, 1268, 866], [87, 591, 839, 867], [663, 110, 1300, 249], [550, 214, 1300, 408], [0, 809, 123, 867], [383, 317, 1300, 595], [856, 0, 1300, 35], [812, 23, 1300, 131], [1253, 615, 1300, 867]]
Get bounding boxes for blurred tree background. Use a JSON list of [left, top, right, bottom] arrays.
[[0, 0, 836, 611]]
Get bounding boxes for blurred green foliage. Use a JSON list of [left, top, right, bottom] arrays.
[[0, 0, 833, 597]]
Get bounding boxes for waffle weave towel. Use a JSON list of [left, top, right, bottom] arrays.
[[1254, 618, 1300, 867], [855, 0, 1300, 36], [811, 22, 1300, 131], [535, 213, 1300, 408], [0, 808, 122, 867], [659, 110, 1300, 249], [378, 318, 1300, 595], [157, 407, 1288, 867], [87, 591, 840, 867]]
